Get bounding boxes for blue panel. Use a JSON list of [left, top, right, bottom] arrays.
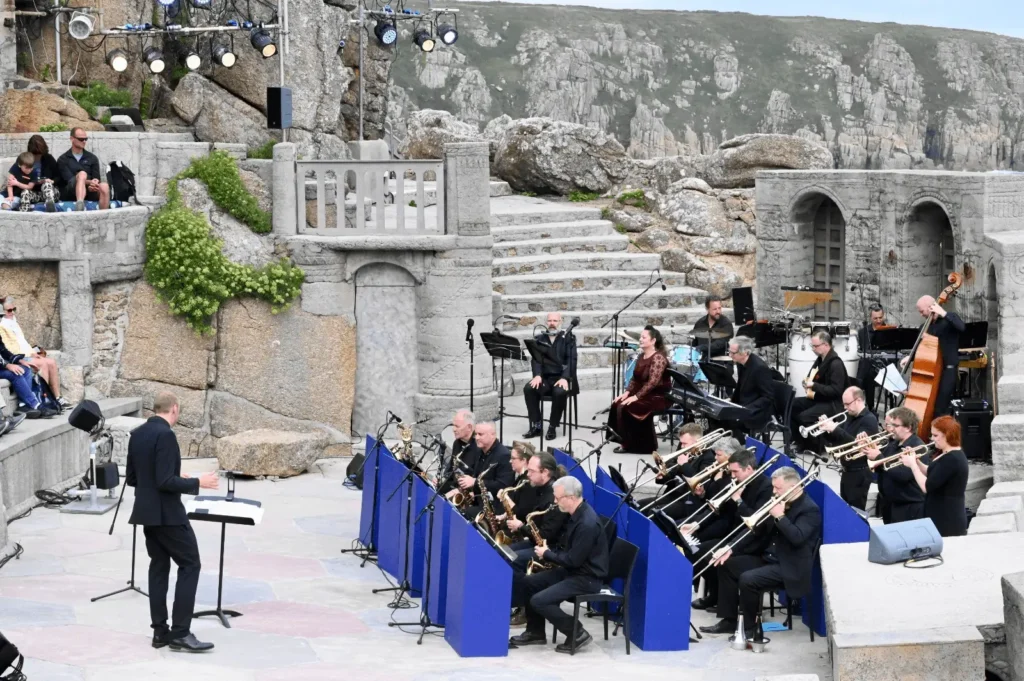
[[624, 508, 691, 651], [593, 485, 628, 539], [377, 455, 407, 579], [595, 466, 619, 494], [745, 436, 768, 465], [358, 436, 382, 550], [554, 448, 595, 504], [424, 498, 452, 625], [444, 513, 512, 657]]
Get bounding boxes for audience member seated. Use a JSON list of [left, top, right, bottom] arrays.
[[2, 152, 51, 212], [57, 127, 110, 211], [0, 296, 69, 409], [0, 333, 57, 420], [27, 134, 61, 211]]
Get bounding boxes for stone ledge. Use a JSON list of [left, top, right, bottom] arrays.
[[969, 513, 1017, 534], [977, 496, 1024, 530], [1003, 572, 1024, 681], [285, 234, 464, 252], [832, 626, 985, 681], [987, 481, 1024, 500]]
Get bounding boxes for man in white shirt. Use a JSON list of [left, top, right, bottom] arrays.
[[0, 296, 67, 408]]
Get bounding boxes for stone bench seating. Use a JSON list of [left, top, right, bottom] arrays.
[[0, 397, 143, 556]]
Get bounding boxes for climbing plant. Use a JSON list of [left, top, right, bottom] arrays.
[[144, 151, 304, 333]]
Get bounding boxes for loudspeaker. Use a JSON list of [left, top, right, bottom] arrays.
[[0, 631, 20, 674], [346, 452, 365, 489], [951, 399, 993, 461], [732, 286, 755, 325], [95, 461, 119, 490], [267, 87, 292, 129], [867, 518, 943, 565], [68, 399, 103, 433]]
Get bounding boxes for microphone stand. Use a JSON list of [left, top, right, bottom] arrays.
[[466, 320, 475, 412], [342, 416, 394, 565], [565, 427, 619, 476], [91, 463, 148, 602], [374, 441, 433, 602], [602, 276, 664, 400]]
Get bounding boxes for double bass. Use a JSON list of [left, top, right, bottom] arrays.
[[902, 273, 963, 438]]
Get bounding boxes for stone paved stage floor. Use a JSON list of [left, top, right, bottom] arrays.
[[1, 454, 831, 680]]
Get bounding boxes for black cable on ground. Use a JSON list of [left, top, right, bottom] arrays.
[[0, 543, 24, 572], [35, 489, 76, 508]]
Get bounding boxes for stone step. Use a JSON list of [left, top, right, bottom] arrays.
[[500, 287, 706, 314], [492, 235, 628, 258], [500, 307, 708, 334], [492, 220, 618, 243], [493, 270, 687, 296], [492, 202, 604, 228], [493, 252, 661, 277]]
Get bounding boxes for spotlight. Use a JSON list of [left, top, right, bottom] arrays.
[[68, 11, 94, 40], [185, 51, 201, 70], [374, 19, 397, 47], [189, 0, 211, 6], [212, 44, 236, 68], [156, 0, 176, 6], [249, 27, 276, 58], [413, 27, 435, 53], [143, 46, 165, 74], [105, 48, 128, 72], [436, 21, 457, 45]]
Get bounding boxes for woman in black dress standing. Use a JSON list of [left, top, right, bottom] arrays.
[[608, 326, 671, 454], [901, 415, 969, 537]]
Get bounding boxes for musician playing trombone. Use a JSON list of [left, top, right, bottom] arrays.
[[816, 387, 878, 511], [636, 423, 708, 520], [693, 447, 774, 626], [699, 467, 822, 639], [790, 331, 848, 452], [861, 407, 926, 523]]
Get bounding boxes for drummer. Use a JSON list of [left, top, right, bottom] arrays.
[[690, 295, 734, 360]]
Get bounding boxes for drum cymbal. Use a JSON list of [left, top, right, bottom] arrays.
[[620, 329, 641, 342], [710, 356, 733, 362], [688, 329, 732, 340]]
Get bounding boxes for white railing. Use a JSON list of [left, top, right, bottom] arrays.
[[296, 160, 445, 236]]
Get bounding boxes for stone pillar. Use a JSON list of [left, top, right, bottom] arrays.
[[0, 478, 7, 558], [58, 260, 93, 367], [0, 16, 16, 91], [273, 142, 298, 236], [1003, 571, 1024, 681], [444, 142, 491, 237]]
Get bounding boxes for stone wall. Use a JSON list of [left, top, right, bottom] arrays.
[[0, 263, 61, 351]]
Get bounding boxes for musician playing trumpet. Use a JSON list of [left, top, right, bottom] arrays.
[[699, 467, 822, 640], [790, 331, 848, 452], [862, 407, 926, 523], [816, 387, 878, 511], [901, 415, 969, 537]]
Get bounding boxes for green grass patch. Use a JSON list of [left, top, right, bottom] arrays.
[[568, 191, 599, 202], [616, 189, 648, 210], [247, 140, 276, 160], [71, 81, 132, 119], [38, 122, 68, 132]]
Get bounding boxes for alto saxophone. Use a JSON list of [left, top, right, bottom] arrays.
[[525, 504, 557, 575], [495, 478, 529, 545], [473, 463, 501, 539]]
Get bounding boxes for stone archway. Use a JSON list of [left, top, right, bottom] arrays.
[[904, 202, 957, 317], [353, 262, 418, 437], [789, 192, 846, 320]]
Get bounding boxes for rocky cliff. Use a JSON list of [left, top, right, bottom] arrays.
[[389, 3, 1024, 170]]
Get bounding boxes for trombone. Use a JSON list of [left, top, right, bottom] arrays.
[[692, 467, 820, 582], [632, 429, 731, 490], [868, 442, 935, 472], [637, 458, 729, 515], [826, 431, 893, 461], [799, 410, 848, 439], [677, 453, 779, 530]]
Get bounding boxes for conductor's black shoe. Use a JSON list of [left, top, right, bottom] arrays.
[[509, 630, 546, 647], [699, 619, 736, 634], [168, 633, 214, 652], [691, 596, 716, 610], [555, 629, 592, 654], [152, 632, 169, 649], [523, 423, 542, 438], [545, 426, 558, 441]]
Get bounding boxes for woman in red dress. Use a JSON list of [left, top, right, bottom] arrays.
[[608, 325, 671, 454]]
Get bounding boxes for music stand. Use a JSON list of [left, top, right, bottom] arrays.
[[699, 361, 736, 394], [649, 510, 702, 643], [607, 465, 630, 497], [870, 327, 918, 352], [481, 331, 526, 441], [959, 321, 989, 349]]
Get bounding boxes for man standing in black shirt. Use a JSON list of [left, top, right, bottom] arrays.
[[902, 295, 964, 418], [56, 127, 110, 210], [523, 312, 577, 440], [691, 295, 734, 360], [509, 476, 608, 653], [818, 386, 878, 510], [864, 407, 926, 523], [790, 331, 848, 452]]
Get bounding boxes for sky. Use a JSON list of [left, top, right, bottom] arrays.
[[466, 0, 1024, 39]]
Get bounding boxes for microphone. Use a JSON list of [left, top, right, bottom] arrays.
[[661, 279, 667, 291], [642, 460, 660, 475], [569, 317, 580, 329], [466, 318, 474, 343], [386, 410, 402, 424]]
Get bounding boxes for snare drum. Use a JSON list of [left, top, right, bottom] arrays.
[[788, 326, 860, 393], [670, 345, 707, 383]]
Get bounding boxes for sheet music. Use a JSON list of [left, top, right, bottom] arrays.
[[876, 363, 907, 395], [186, 499, 264, 525]]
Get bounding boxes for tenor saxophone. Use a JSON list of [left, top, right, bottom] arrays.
[[525, 504, 557, 575], [495, 478, 528, 544], [473, 463, 502, 540]]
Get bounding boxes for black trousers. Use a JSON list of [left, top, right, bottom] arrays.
[[790, 398, 835, 450], [692, 543, 721, 601], [933, 367, 958, 418], [840, 467, 872, 511], [510, 540, 533, 572], [524, 376, 568, 427], [717, 554, 785, 627], [143, 523, 201, 639], [889, 502, 926, 524], [512, 567, 602, 638]]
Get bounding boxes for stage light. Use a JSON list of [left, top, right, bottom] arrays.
[[436, 21, 457, 45], [413, 27, 434, 53], [212, 44, 236, 68], [185, 51, 201, 70], [374, 19, 397, 47], [189, 0, 211, 6], [156, 0, 176, 6], [249, 27, 276, 58], [143, 46, 165, 74], [68, 11, 94, 39], [105, 48, 128, 72]]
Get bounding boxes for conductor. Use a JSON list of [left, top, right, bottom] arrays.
[[127, 391, 219, 652]]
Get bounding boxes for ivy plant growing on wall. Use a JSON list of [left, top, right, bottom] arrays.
[[144, 151, 304, 333]]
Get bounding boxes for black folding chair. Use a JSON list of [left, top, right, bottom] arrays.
[[768, 537, 823, 642], [758, 380, 795, 450], [552, 537, 640, 655]]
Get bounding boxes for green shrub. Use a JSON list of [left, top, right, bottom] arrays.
[[40, 64, 51, 82], [71, 81, 132, 119], [520, 191, 537, 197], [38, 122, 68, 132], [568, 191, 599, 202], [247, 140, 276, 160], [614, 223, 628, 234], [178, 151, 271, 234], [144, 152, 304, 333], [139, 80, 152, 120], [616, 189, 648, 209], [408, 200, 417, 207], [600, 206, 612, 220]]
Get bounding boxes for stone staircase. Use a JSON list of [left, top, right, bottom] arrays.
[[491, 195, 710, 392]]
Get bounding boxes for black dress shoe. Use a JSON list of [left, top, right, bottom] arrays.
[[691, 596, 717, 610], [509, 630, 546, 646], [168, 633, 214, 652], [545, 426, 558, 441], [699, 619, 736, 634], [152, 632, 169, 649], [22, 409, 41, 419], [523, 424, 542, 438], [555, 629, 592, 654]]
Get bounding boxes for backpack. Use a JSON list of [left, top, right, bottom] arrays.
[[31, 371, 60, 412], [107, 161, 137, 203]]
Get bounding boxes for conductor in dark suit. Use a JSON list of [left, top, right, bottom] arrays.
[[127, 391, 219, 652], [727, 336, 775, 437]]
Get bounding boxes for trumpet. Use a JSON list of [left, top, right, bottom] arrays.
[[799, 410, 848, 439], [868, 442, 935, 472], [678, 453, 780, 531], [826, 431, 893, 461]]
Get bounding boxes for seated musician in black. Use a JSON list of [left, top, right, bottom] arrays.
[[692, 446, 773, 620], [504, 450, 569, 573], [680, 437, 745, 610], [856, 304, 888, 408], [790, 331, 848, 452], [457, 420, 514, 519], [510, 476, 608, 653], [523, 312, 577, 441], [726, 336, 775, 438], [900, 295, 965, 418], [817, 387, 878, 511], [439, 408, 480, 498], [690, 295, 734, 360], [863, 407, 926, 523], [702, 466, 822, 639], [636, 423, 705, 521]]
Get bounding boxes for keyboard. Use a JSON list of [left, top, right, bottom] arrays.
[[668, 386, 752, 421]]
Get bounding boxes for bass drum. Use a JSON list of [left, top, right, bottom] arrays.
[[670, 345, 707, 383], [833, 327, 860, 383], [788, 327, 860, 393]]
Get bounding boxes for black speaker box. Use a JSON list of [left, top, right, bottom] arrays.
[[0, 631, 19, 671], [95, 461, 119, 490], [732, 286, 755, 325], [68, 399, 103, 433], [346, 453, 365, 489], [951, 399, 993, 461], [267, 87, 292, 130]]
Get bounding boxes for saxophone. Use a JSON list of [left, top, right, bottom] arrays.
[[390, 422, 415, 462], [525, 504, 557, 575], [495, 478, 529, 545], [473, 463, 501, 539]]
